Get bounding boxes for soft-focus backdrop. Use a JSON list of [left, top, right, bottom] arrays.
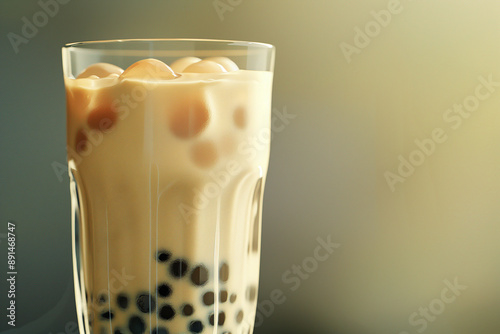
[[2, 1, 500, 334]]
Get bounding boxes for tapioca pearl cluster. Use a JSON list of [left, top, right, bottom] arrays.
[[70, 59, 176, 155], [72, 58, 247, 170], [86, 254, 254, 334], [72, 94, 119, 155], [154, 249, 238, 333], [165, 91, 217, 170], [155, 249, 246, 333], [169, 96, 247, 170], [165, 57, 246, 170], [70, 62, 125, 155]]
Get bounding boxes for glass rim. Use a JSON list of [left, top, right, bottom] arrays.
[[63, 38, 275, 50]]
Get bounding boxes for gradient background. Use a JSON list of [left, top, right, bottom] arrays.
[[2, 1, 500, 334]]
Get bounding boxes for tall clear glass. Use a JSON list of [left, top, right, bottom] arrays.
[[62, 39, 275, 334]]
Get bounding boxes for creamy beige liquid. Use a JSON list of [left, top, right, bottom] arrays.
[[66, 59, 273, 334]]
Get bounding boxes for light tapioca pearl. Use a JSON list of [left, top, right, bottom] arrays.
[[236, 310, 244, 324], [121, 58, 178, 80], [77, 63, 124, 79], [169, 99, 210, 139], [75, 129, 88, 154], [204, 57, 239, 72], [87, 105, 117, 131], [219, 263, 230, 282], [191, 265, 209, 286], [220, 290, 228, 303], [182, 304, 194, 316], [233, 106, 247, 129], [202, 291, 215, 306], [191, 141, 218, 168], [229, 294, 237, 303], [183, 60, 227, 73], [170, 57, 201, 73]]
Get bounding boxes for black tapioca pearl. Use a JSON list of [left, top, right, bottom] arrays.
[[136, 293, 156, 313], [209, 312, 226, 326], [219, 263, 229, 282], [98, 293, 107, 305], [170, 259, 189, 278], [117, 293, 129, 309], [157, 283, 172, 298], [152, 327, 169, 334], [156, 250, 171, 263], [128, 315, 146, 334], [229, 294, 237, 303], [188, 320, 204, 333], [202, 291, 215, 306], [182, 304, 194, 316], [114, 329, 124, 334], [159, 304, 176, 320], [246, 285, 257, 301], [191, 265, 209, 286], [100, 311, 114, 320], [220, 290, 228, 303], [219, 312, 226, 325], [236, 310, 244, 323]]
